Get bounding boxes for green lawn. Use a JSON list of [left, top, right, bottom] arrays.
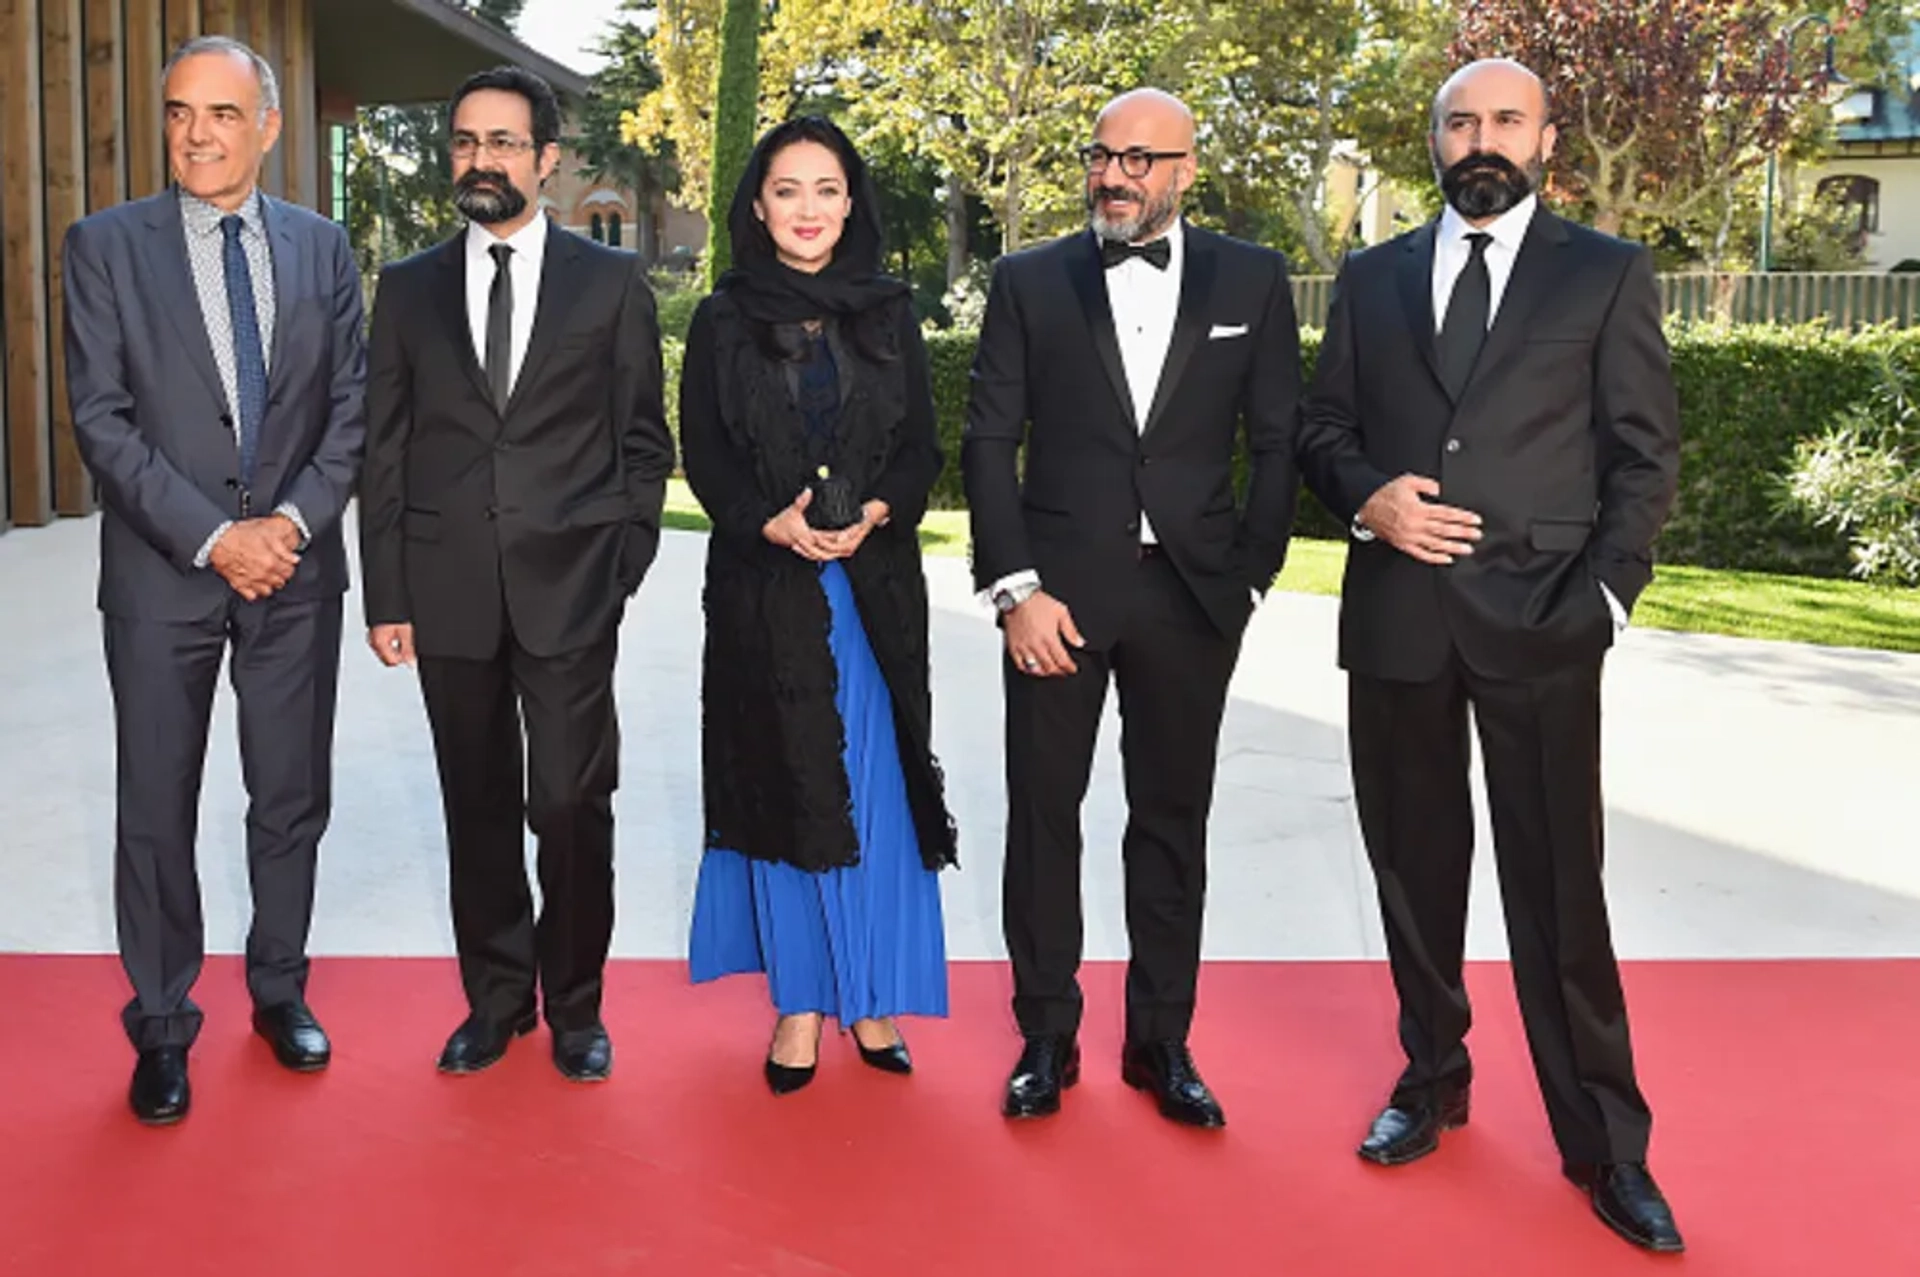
[[662, 481, 1920, 653]]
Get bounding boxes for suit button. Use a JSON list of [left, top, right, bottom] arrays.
[[485, 506, 497, 520], [494, 441, 511, 453], [1125, 520, 1140, 533], [1138, 455, 1152, 468], [1445, 438, 1462, 454]]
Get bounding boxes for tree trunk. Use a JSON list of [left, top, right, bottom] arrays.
[[1001, 160, 1023, 254], [946, 174, 968, 286], [1593, 205, 1625, 237]]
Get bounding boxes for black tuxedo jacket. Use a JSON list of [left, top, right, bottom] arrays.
[[1300, 209, 1679, 683], [961, 224, 1302, 646], [359, 222, 674, 660]]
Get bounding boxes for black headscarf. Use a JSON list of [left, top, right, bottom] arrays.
[[718, 116, 909, 361]]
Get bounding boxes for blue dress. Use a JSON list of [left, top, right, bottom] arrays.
[[687, 334, 948, 1023]]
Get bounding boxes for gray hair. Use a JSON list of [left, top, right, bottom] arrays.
[[163, 35, 281, 120]]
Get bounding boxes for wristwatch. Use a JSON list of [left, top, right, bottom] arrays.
[[992, 581, 1039, 613]]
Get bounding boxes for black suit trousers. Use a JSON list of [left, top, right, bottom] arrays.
[[1002, 551, 1241, 1044], [1349, 655, 1652, 1164], [416, 624, 620, 1033], [106, 595, 342, 1050]]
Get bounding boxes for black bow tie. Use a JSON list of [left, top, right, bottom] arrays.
[[1100, 236, 1172, 270]]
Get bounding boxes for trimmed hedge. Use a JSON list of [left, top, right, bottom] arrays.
[[664, 324, 1920, 576]]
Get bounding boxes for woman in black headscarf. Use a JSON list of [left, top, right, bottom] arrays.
[[683, 117, 957, 1095]]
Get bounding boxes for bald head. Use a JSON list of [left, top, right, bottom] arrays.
[[1431, 59, 1548, 135], [1095, 88, 1197, 151]]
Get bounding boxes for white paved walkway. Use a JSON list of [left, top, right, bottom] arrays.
[[3, 514, 1917, 961]]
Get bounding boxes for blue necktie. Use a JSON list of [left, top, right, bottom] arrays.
[[221, 214, 268, 497]]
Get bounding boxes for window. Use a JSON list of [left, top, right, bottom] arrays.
[[1816, 174, 1880, 240], [590, 213, 604, 242], [609, 213, 623, 248], [329, 124, 349, 224]]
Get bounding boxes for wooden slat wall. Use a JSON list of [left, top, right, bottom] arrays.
[[85, 0, 127, 213], [162, 0, 197, 54], [245, 0, 283, 196], [44, 0, 94, 516], [279, 0, 316, 209], [2, 0, 53, 530], [126, 0, 165, 198]]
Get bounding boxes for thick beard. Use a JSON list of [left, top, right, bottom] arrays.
[[454, 170, 528, 225], [1439, 151, 1540, 220], [1087, 183, 1179, 243]]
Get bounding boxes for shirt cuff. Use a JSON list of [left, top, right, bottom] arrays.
[[193, 520, 235, 570], [1599, 580, 1629, 632], [978, 568, 1041, 609], [274, 502, 312, 550]]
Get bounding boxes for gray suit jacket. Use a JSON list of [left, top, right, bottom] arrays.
[[63, 187, 368, 621]]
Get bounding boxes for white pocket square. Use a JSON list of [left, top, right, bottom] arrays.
[[1208, 323, 1249, 339]]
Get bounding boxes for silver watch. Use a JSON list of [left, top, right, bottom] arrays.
[[992, 581, 1039, 613]]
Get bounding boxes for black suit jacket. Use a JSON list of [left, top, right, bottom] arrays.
[[962, 224, 1302, 646], [1299, 209, 1680, 683], [64, 189, 366, 621], [359, 222, 674, 660]]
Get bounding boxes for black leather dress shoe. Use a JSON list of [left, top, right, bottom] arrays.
[[855, 1031, 912, 1075], [553, 1024, 613, 1082], [1357, 1087, 1470, 1166], [436, 1010, 537, 1074], [1121, 1040, 1226, 1129], [1564, 1161, 1685, 1253], [1003, 1035, 1079, 1119], [252, 1002, 331, 1072], [130, 1047, 190, 1126]]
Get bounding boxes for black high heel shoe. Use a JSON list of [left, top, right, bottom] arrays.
[[764, 1056, 816, 1094], [765, 1017, 821, 1095], [854, 1024, 912, 1075]]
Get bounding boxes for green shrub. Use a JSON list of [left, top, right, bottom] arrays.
[[665, 320, 1920, 575]]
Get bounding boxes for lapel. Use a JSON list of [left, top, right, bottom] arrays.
[[1459, 209, 1572, 398], [505, 220, 585, 417], [1141, 223, 1216, 438], [432, 231, 494, 407], [1064, 231, 1137, 433], [258, 194, 302, 396], [1396, 221, 1448, 398], [141, 190, 227, 409]]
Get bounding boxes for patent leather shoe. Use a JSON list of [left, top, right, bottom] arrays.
[[1002, 1035, 1078, 1119], [252, 1002, 331, 1072], [1564, 1160, 1685, 1253], [1357, 1087, 1470, 1165], [130, 1047, 190, 1125], [436, 1010, 537, 1074], [553, 1023, 613, 1082], [1120, 1040, 1226, 1128]]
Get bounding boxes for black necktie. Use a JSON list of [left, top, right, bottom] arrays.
[[1100, 236, 1171, 270], [1438, 232, 1491, 398], [485, 243, 514, 411]]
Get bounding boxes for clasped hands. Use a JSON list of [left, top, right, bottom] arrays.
[[761, 488, 890, 562], [209, 515, 302, 602]]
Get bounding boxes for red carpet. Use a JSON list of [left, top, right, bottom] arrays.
[[0, 956, 1912, 1276]]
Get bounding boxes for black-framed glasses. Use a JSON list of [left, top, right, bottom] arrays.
[[1078, 143, 1188, 179], [450, 132, 537, 159]]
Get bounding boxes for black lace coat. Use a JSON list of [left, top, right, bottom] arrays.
[[679, 291, 958, 873]]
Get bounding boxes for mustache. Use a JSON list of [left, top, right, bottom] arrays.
[[1444, 151, 1524, 183], [456, 170, 510, 192], [1092, 184, 1141, 204]]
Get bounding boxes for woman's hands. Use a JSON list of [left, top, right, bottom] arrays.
[[761, 493, 892, 561]]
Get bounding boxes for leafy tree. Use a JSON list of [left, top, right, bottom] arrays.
[[705, 0, 763, 284], [1787, 351, 1920, 584], [573, 15, 678, 262]]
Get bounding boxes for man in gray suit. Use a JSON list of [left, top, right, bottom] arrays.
[[63, 35, 366, 1124]]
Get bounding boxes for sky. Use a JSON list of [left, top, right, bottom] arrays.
[[513, 0, 628, 76]]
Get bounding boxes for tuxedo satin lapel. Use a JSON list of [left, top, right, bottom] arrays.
[[1066, 233, 1137, 432], [432, 235, 493, 406], [505, 223, 582, 416], [1461, 211, 1572, 398], [1397, 223, 1448, 399], [141, 193, 227, 408], [1142, 228, 1215, 438], [261, 196, 302, 397]]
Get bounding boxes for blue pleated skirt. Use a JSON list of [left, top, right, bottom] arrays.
[[687, 560, 949, 1022]]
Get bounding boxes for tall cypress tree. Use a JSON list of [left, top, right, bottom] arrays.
[[705, 0, 761, 289]]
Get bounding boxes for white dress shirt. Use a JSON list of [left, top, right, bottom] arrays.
[[466, 214, 549, 398], [1431, 194, 1536, 335]]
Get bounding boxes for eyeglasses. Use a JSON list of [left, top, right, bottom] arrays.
[[450, 132, 537, 159], [1078, 144, 1188, 179]]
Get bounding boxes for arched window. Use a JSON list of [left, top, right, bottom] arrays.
[[1816, 174, 1880, 238], [609, 213, 624, 248], [590, 213, 605, 242]]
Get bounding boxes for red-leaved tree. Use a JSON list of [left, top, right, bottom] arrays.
[[1452, 0, 1867, 237]]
